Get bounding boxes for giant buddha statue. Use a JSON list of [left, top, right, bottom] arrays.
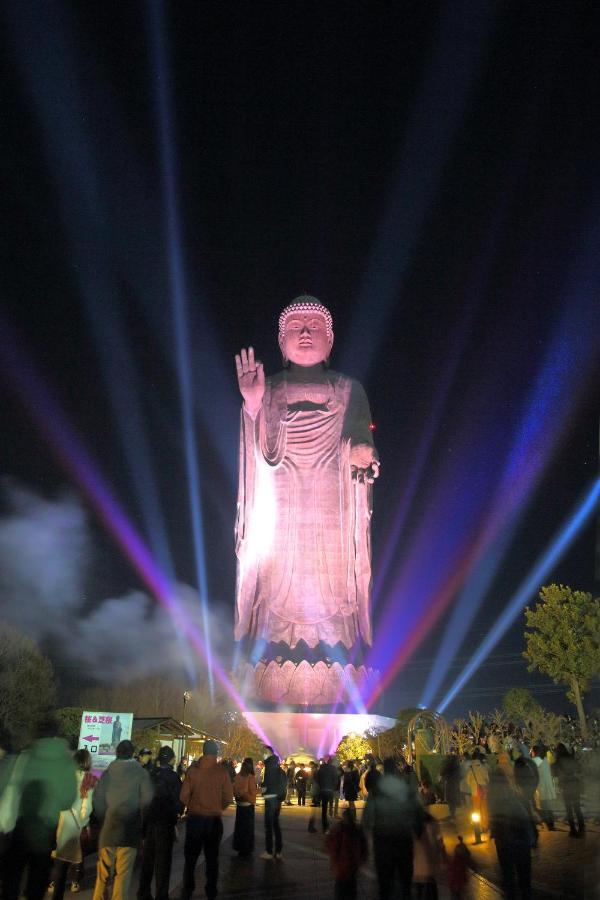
[[234, 297, 379, 706]]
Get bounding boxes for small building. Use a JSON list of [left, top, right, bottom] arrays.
[[132, 716, 226, 762]]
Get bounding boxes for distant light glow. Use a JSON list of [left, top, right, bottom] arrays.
[[437, 477, 600, 714]]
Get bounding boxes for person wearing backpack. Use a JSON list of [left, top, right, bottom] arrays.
[[260, 748, 286, 859], [137, 746, 182, 900]]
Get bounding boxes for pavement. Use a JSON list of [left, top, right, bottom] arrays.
[[65, 799, 599, 900]]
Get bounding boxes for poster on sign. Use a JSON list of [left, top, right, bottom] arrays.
[[78, 711, 134, 771]]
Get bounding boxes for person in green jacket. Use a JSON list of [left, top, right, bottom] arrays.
[[3, 718, 78, 900]]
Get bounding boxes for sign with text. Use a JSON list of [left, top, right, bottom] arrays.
[[78, 711, 133, 771]]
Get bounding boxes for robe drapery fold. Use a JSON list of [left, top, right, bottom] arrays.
[[235, 369, 375, 650]]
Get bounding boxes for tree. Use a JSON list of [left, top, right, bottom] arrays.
[[502, 687, 542, 727], [0, 621, 56, 749], [223, 713, 263, 761], [524, 584, 600, 740], [336, 733, 372, 761], [56, 707, 84, 748], [449, 719, 472, 756]]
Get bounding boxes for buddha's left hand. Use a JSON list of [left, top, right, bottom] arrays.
[[350, 444, 380, 484]]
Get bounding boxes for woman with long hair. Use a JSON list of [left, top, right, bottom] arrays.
[[50, 749, 97, 899], [232, 757, 257, 857]]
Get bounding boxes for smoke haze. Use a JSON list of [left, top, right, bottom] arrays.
[[0, 480, 231, 681]]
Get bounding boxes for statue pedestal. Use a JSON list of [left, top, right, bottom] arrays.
[[243, 710, 396, 759]]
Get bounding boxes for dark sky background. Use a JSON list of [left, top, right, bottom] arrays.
[[1, 1, 599, 720]]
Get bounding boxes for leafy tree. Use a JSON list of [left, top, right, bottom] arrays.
[[0, 621, 56, 749], [223, 713, 263, 761], [524, 584, 600, 740], [56, 707, 84, 748], [364, 724, 405, 760], [502, 687, 542, 726], [336, 733, 372, 761]]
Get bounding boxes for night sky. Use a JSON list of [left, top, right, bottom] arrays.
[[1, 2, 599, 720]]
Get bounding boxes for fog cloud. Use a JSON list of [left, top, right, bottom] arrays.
[[0, 480, 231, 681]]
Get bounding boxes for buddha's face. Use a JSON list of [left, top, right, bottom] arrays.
[[281, 312, 333, 366]]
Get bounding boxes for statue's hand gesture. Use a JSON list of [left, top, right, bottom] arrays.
[[235, 347, 265, 416], [350, 443, 380, 484]]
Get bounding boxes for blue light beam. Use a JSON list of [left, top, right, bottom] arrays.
[[437, 476, 600, 714], [148, 0, 214, 696]]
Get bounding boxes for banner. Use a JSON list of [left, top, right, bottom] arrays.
[[78, 711, 133, 771]]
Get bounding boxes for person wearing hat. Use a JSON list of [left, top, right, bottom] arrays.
[[137, 746, 183, 900], [179, 740, 233, 900]]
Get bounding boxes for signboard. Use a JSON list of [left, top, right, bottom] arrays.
[[78, 711, 134, 771]]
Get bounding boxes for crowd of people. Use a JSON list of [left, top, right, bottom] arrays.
[[0, 718, 594, 900]]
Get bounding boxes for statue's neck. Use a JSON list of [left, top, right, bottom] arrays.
[[286, 363, 328, 383]]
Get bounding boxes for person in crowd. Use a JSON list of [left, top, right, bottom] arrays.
[[446, 836, 471, 900], [342, 761, 360, 821], [295, 766, 307, 806], [497, 752, 514, 785], [439, 754, 461, 819], [553, 743, 585, 838], [307, 762, 320, 832], [488, 768, 534, 900], [285, 760, 296, 805], [513, 753, 540, 839], [92, 739, 153, 900], [459, 756, 472, 810], [315, 756, 338, 834], [362, 757, 424, 900], [466, 751, 489, 832], [400, 758, 419, 794], [412, 810, 446, 900], [49, 749, 97, 899], [2, 718, 77, 900], [137, 746, 182, 900], [531, 745, 555, 831], [136, 749, 155, 776], [325, 808, 368, 900], [260, 746, 286, 859], [222, 759, 236, 783], [179, 740, 233, 899], [232, 757, 257, 858], [364, 757, 381, 796], [328, 761, 343, 820], [418, 780, 437, 807]]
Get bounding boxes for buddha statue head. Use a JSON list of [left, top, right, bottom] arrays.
[[278, 296, 334, 367]]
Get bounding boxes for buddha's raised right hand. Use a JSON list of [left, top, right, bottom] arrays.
[[235, 346, 265, 415]]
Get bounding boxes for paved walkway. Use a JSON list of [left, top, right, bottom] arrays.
[[69, 801, 599, 900]]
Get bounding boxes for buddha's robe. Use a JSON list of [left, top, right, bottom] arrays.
[[235, 368, 375, 649]]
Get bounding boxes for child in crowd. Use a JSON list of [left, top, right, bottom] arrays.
[[325, 809, 368, 899], [446, 835, 472, 900]]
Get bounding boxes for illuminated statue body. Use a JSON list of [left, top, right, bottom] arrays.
[[234, 298, 379, 705]]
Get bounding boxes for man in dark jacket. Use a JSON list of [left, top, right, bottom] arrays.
[[315, 757, 338, 834], [137, 746, 182, 900], [363, 758, 424, 900], [92, 740, 154, 900], [260, 748, 286, 859]]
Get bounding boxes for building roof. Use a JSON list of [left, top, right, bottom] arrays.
[[132, 716, 225, 743]]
